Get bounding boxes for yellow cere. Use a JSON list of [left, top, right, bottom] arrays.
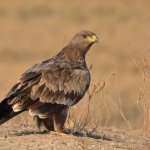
[[87, 35, 97, 42]]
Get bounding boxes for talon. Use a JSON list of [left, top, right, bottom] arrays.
[[53, 132, 68, 136]]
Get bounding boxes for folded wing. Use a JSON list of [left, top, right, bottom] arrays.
[[4, 60, 90, 112]]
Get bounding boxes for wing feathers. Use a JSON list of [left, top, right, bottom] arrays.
[[4, 61, 90, 112], [33, 68, 90, 106]]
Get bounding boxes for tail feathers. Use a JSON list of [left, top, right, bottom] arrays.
[[0, 100, 24, 125]]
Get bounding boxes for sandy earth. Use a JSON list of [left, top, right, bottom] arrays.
[[0, 124, 149, 150]]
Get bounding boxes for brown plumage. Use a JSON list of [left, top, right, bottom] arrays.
[[0, 30, 99, 133]]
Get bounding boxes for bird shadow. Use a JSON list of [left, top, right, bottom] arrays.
[[11, 130, 49, 136], [65, 129, 112, 141], [10, 129, 112, 141]]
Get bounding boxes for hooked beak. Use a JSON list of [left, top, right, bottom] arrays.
[[95, 36, 99, 43], [87, 35, 99, 43]]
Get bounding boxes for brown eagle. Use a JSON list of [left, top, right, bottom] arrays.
[[0, 30, 98, 133]]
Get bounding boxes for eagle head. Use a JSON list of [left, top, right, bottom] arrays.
[[69, 30, 99, 55]]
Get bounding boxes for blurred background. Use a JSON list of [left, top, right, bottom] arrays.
[[0, 0, 150, 132]]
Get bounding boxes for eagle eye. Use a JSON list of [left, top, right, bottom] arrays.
[[82, 34, 87, 38]]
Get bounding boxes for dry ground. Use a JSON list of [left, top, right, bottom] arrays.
[[0, 124, 149, 150]]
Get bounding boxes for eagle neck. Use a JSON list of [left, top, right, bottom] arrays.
[[56, 45, 83, 60]]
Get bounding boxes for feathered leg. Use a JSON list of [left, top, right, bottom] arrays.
[[34, 115, 43, 130], [32, 104, 69, 133], [43, 117, 54, 131], [53, 106, 69, 133], [34, 116, 54, 131]]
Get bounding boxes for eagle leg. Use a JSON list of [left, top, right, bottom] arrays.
[[53, 105, 69, 133], [43, 117, 54, 131], [34, 116, 54, 131]]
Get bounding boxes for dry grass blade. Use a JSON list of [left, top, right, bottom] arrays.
[[130, 50, 150, 136]]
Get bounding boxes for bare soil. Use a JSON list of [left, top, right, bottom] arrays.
[[0, 124, 149, 150]]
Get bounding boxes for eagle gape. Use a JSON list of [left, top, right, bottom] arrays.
[[0, 31, 99, 133]]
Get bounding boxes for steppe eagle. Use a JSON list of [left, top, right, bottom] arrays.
[[0, 30, 99, 133]]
